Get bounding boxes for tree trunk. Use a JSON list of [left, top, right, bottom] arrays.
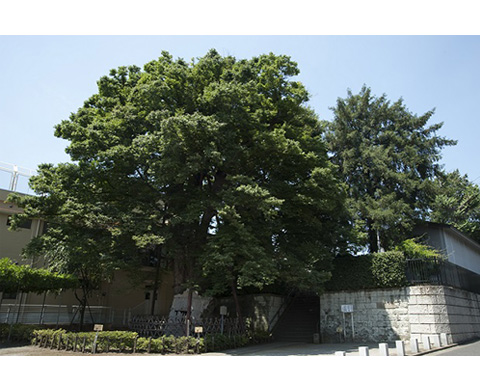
[[230, 279, 244, 332], [367, 221, 379, 253], [186, 288, 193, 336], [150, 245, 163, 315]]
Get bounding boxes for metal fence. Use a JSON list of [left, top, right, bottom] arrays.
[[0, 304, 126, 326], [129, 315, 246, 338], [406, 258, 480, 294]]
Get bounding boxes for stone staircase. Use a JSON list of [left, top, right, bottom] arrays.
[[272, 295, 320, 342]]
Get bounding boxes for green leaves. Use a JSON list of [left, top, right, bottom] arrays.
[[326, 85, 456, 252], [0, 258, 79, 294], [428, 170, 480, 242]]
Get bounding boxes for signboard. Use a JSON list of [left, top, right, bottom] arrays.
[[341, 304, 354, 313], [93, 324, 104, 331], [194, 327, 203, 334], [220, 306, 227, 316]]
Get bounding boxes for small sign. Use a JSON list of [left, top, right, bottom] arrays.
[[93, 324, 104, 331], [220, 306, 227, 316], [341, 304, 354, 313], [194, 327, 203, 334]]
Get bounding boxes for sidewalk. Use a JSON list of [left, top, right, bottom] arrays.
[[201, 340, 413, 356]]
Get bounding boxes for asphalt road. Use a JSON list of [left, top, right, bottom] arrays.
[[427, 339, 480, 356]]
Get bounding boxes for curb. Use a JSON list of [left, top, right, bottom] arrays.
[[412, 343, 458, 356]]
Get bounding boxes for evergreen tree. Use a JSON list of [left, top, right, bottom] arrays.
[[326, 86, 456, 252], [429, 170, 480, 243]]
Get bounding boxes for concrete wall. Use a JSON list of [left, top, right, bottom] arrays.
[[320, 285, 480, 344]]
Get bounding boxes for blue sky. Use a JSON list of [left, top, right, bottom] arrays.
[[1, 35, 479, 192]]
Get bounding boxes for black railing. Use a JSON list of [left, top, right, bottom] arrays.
[[129, 315, 246, 338], [406, 258, 480, 294]]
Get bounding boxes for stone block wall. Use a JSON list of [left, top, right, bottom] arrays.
[[320, 285, 480, 344], [442, 286, 480, 342], [320, 288, 410, 343]]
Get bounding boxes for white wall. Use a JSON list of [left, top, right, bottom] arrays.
[[443, 229, 480, 275]]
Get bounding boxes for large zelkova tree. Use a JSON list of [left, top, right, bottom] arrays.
[[326, 86, 456, 253], [10, 50, 350, 323], [429, 170, 480, 243]]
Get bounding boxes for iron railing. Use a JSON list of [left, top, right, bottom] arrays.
[[0, 304, 126, 326], [129, 315, 246, 338], [406, 258, 480, 294]]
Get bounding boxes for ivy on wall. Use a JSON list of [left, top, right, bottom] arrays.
[[325, 251, 408, 291]]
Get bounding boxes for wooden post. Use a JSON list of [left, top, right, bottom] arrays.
[[133, 336, 138, 354], [58, 334, 62, 350]]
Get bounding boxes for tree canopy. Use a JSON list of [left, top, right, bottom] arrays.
[[0, 257, 78, 294], [9, 50, 350, 318], [326, 86, 456, 252], [428, 170, 480, 242]]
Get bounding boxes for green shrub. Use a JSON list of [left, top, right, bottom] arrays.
[[324, 254, 374, 291], [371, 251, 408, 288], [326, 251, 408, 291], [0, 324, 44, 343]]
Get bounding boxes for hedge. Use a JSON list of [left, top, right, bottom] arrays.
[[325, 251, 408, 292], [30, 328, 272, 354], [0, 324, 44, 343]]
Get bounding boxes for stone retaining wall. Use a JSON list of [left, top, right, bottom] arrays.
[[320, 285, 480, 343]]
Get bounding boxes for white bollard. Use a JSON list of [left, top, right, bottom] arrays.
[[422, 335, 431, 350], [358, 346, 369, 356], [395, 340, 405, 356], [431, 334, 441, 348], [379, 343, 389, 356], [335, 351, 346, 356], [440, 333, 449, 346], [410, 337, 419, 354]]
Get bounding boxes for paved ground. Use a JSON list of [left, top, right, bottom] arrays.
[[426, 339, 480, 356], [0, 343, 150, 356], [0, 341, 416, 356], [202, 341, 408, 356]]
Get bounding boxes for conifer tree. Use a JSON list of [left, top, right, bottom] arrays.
[[326, 86, 456, 252]]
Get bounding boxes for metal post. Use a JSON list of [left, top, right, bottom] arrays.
[[6, 306, 11, 324], [39, 292, 47, 324], [351, 313, 355, 341]]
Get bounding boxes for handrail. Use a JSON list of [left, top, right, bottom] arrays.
[[268, 288, 296, 333]]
